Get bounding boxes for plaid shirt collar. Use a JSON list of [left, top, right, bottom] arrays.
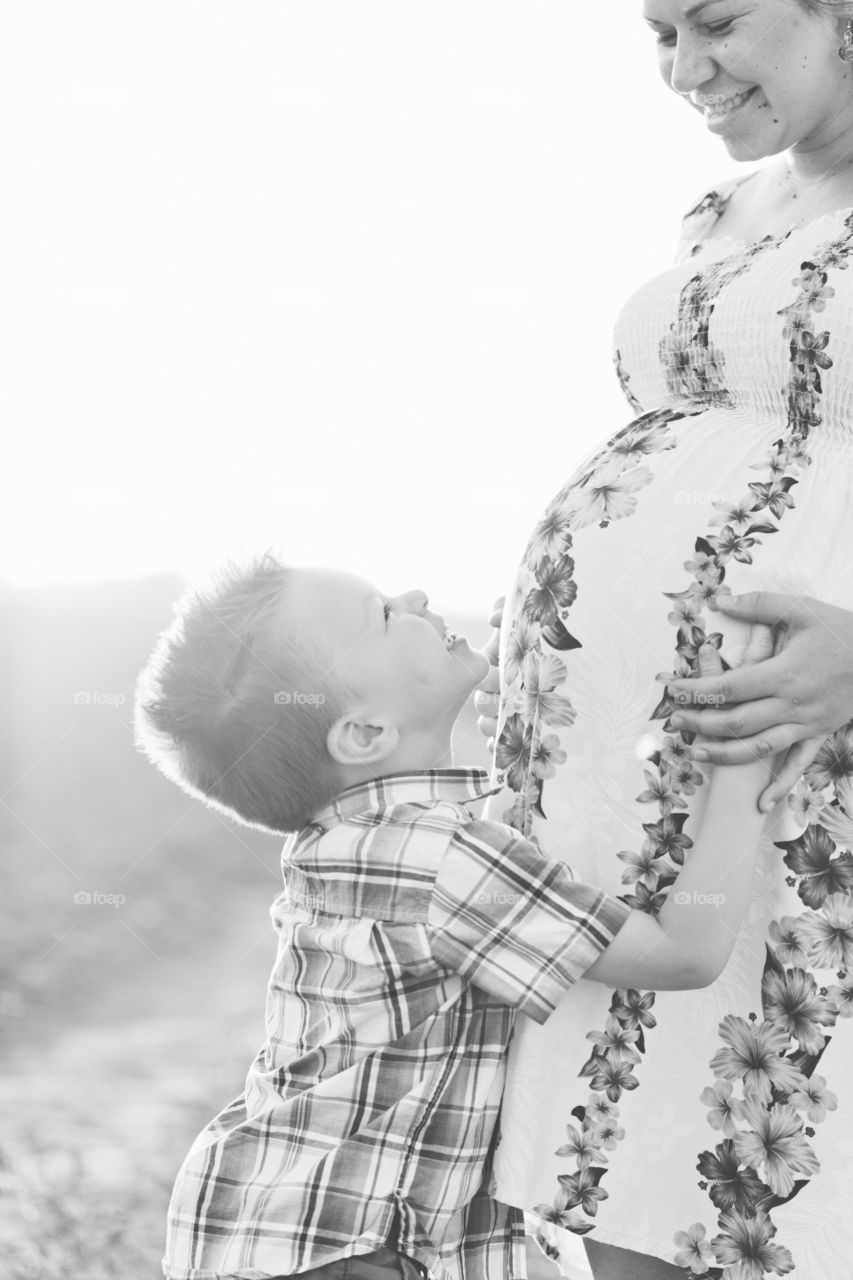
[[311, 767, 499, 829]]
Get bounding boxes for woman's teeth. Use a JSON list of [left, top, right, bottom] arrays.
[[444, 629, 458, 649], [705, 87, 756, 119]]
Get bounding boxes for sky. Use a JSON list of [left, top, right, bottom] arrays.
[[5, 1, 744, 614]]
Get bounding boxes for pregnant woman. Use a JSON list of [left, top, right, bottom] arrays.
[[484, 2, 853, 1277]]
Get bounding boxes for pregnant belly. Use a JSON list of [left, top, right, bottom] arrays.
[[488, 403, 853, 883]]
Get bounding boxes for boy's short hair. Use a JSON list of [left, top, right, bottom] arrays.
[[135, 554, 347, 833]]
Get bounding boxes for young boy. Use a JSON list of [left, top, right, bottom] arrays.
[[136, 554, 780, 1280]]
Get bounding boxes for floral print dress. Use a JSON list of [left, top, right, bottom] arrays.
[[488, 179, 853, 1280]]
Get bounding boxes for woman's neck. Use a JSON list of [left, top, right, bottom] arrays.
[[785, 120, 853, 194]]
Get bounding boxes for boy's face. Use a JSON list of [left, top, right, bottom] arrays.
[[285, 568, 490, 732]]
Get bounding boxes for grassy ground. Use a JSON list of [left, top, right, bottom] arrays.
[[0, 578, 490, 1278]]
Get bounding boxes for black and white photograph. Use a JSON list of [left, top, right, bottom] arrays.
[[4, 3, 853, 1278]]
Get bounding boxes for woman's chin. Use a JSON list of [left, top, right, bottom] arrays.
[[720, 136, 771, 163]]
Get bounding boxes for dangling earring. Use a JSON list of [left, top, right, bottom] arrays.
[[840, 19, 853, 63]]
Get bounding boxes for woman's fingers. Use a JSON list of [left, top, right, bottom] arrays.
[[682, 625, 777, 740], [757, 736, 826, 813], [714, 590, 808, 629], [690, 721, 800, 765], [665, 654, 783, 708], [669, 595, 853, 744], [489, 595, 506, 629], [669, 696, 793, 741]]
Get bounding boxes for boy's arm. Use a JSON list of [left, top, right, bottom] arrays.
[[586, 626, 778, 991], [429, 628, 783, 1013], [583, 757, 770, 990]]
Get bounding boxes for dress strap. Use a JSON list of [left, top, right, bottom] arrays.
[[674, 172, 759, 262]]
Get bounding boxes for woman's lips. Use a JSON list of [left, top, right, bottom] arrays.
[[698, 86, 759, 121]]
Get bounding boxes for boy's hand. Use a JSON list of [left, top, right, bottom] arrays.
[[475, 596, 504, 750]]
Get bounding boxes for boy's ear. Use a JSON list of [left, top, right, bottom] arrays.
[[327, 713, 400, 767]]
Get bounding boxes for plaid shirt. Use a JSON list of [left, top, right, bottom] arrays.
[[163, 769, 630, 1280]]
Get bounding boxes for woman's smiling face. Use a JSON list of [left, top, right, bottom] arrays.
[[643, 0, 853, 161]]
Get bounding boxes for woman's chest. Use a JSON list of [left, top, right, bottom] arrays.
[[615, 213, 853, 418]]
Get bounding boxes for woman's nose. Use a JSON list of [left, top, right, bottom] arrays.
[[391, 589, 429, 615], [668, 34, 716, 97]]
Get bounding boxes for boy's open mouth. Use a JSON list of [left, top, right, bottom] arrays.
[[427, 609, 460, 649]]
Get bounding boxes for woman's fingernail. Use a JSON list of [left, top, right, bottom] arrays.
[[669, 716, 684, 729], [692, 748, 709, 761]]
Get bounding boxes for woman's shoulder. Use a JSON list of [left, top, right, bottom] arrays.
[[680, 173, 757, 229]]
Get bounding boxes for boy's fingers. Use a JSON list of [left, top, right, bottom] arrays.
[[758, 735, 825, 812], [482, 629, 501, 665], [477, 714, 498, 741], [488, 596, 506, 628], [742, 621, 776, 666], [476, 666, 500, 696], [697, 642, 724, 678], [474, 693, 499, 719]]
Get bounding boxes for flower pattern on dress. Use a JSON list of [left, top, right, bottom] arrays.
[[670, 215, 853, 1278], [502, 203, 853, 1275]]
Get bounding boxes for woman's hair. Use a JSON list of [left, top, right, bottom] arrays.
[[134, 553, 347, 834]]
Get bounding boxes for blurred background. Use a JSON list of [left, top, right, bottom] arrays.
[[1, 2, 744, 1274]]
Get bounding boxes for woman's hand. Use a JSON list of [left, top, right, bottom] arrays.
[[475, 596, 504, 750], [664, 592, 853, 811], [691, 620, 775, 755]]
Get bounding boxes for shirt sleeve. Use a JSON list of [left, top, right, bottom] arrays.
[[427, 817, 631, 1024]]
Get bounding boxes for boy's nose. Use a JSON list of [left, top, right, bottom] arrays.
[[391, 589, 429, 616]]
